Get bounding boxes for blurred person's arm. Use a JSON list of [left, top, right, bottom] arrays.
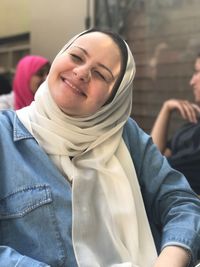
[[151, 99, 200, 156]]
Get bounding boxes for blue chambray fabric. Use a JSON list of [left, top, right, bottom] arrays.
[[0, 110, 199, 267]]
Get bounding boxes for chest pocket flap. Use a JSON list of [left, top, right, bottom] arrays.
[[0, 184, 52, 219]]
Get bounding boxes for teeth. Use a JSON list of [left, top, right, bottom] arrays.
[[65, 79, 81, 93]]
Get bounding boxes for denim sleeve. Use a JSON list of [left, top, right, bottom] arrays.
[[123, 118, 200, 265], [0, 246, 50, 267]]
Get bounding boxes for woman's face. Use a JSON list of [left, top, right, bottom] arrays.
[[48, 32, 121, 116], [190, 57, 200, 103]]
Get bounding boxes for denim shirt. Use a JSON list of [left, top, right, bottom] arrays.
[[0, 110, 199, 267]]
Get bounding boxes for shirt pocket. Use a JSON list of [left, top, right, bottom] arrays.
[[0, 184, 52, 219], [0, 184, 65, 266]]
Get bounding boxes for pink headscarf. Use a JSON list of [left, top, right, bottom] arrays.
[[13, 55, 49, 110]]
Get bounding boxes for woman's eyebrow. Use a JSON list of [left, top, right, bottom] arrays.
[[73, 45, 115, 79], [97, 63, 114, 80], [72, 45, 88, 56]]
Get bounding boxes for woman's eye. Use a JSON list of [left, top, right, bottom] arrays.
[[70, 54, 82, 62], [94, 71, 106, 81]]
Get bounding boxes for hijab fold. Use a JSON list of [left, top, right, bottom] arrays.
[[17, 30, 157, 267]]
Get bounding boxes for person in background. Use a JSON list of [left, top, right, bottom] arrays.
[[151, 53, 200, 195], [0, 28, 199, 267], [0, 55, 50, 110]]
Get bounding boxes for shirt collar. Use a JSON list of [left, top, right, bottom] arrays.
[[13, 113, 33, 141]]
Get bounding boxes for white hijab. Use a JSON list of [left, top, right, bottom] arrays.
[[17, 30, 157, 267]]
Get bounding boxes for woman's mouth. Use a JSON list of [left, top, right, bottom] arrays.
[[61, 77, 86, 97]]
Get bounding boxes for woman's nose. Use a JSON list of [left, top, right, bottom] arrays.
[[73, 66, 90, 82]]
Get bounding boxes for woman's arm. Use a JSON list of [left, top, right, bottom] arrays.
[[123, 118, 200, 266], [154, 246, 191, 267], [151, 99, 200, 155]]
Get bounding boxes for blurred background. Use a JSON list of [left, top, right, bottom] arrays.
[[1, 0, 200, 136]]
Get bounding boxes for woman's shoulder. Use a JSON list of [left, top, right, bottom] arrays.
[[123, 117, 140, 136], [123, 117, 151, 146], [0, 109, 16, 129], [123, 117, 154, 170]]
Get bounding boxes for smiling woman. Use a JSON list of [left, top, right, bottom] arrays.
[[48, 30, 122, 116], [0, 28, 199, 267]]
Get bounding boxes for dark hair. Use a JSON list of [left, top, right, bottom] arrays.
[[81, 28, 128, 103]]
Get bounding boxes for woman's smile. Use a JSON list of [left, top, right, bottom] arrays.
[[48, 31, 121, 116], [61, 76, 87, 97]]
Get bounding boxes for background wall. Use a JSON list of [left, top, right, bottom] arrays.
[[30, 0, 94, 61], [0, 0, 30, 37], [123, 0, 200, 136], [0, 0, 94, 72]]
